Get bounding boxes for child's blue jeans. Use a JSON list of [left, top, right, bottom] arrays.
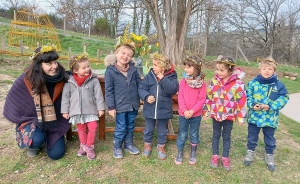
[[212, 119, 233, 157], [176, 115, 201, 150], [114, 110, 138, 148], [247, 123, 276, 154]]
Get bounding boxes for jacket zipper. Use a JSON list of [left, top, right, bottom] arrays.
[[152, 71, 159, 119]]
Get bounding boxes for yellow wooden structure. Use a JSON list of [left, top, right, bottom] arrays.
[[8, 10, 61, 51]]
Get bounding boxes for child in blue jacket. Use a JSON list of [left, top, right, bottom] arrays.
[[138, 53, 179, 160], [244, 57, 289, 171], [104, 43, 141, 159]]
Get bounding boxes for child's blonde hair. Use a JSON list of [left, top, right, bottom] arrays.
[[115, 43, 135, 57], [183, 55, 205, 79], [258, 57, 277, 71], [69, 52, 89, 71], [153, 53, 172, 71]]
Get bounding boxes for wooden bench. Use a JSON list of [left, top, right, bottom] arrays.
[[66, 75, 178, 140]]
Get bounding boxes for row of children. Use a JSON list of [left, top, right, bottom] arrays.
[[61, 43, 289, 172]]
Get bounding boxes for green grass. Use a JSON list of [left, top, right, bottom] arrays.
[[1, 18, 300, 183]]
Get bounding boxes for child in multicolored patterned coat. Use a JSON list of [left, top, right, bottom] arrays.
[[203, 55, 247, 170], [244, 57, 289, 172]]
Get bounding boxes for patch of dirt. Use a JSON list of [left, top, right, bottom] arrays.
[[0, 74, 15, 81]]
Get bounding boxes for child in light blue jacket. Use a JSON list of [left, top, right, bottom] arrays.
[[244, 57, 289, 171]]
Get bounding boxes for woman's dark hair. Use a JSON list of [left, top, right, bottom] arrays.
[[183, 55, 205, 79], [25, 47, 67, 94]]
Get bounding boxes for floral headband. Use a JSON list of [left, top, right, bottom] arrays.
[[186, 57, 202, 70], [215, 55, 236, 68], [29, 45, 57, 61], [70, 52, 89, 70]]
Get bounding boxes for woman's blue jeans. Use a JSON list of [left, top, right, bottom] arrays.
[[30, 126, 65, 160]]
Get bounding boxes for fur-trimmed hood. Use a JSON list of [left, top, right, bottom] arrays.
[[104, 54, 136, 67]]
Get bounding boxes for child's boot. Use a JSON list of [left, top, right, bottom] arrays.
[[77, 143, 87, 156], [244, 150, 255, 166], [85, 145, 96, 160], [222, 157, 231, 170], [143, 142, 152, 157], [210, 155, 219, 168], [175, 150, 183, 165], [265, 154, 276, 171], [124, 132, 140, 155], [156, 144, 166, 160], [189, 144, 197, 165], [114, 138, 123, 159]]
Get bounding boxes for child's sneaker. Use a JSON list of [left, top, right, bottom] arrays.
[[222, 157, 231, 170], [114, 148, 124, 159], [85, 145, 96, 160], [175, 150, 183, 165], [210, 155, 219, 168], [143, 142, 152, 157], [244, 150, 255, 166], [124, 145, 140, 155], [156, 144, 166, 160], [77, 143, 86, 156], [265, 154, 276, 171]]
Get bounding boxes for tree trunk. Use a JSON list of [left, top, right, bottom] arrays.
[[142, 0, 200, 64]]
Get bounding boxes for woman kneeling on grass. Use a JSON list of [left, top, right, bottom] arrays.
[[3, 45, 70, 160]]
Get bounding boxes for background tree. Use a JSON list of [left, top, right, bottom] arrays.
[[142, 0, 205, 64]]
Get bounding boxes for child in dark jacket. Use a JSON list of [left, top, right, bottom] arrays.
[[104, 43, 141, 159], [139, 53, 179, 160]]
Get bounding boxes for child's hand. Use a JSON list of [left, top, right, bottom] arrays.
[[156, 72, 164, 80], [109, 109, 116, 118], [98, 110, 105, 117], [184, 111, 191, 119], [238, 122, 244, 126], [62, 113, 69, 119], [253, 104, 261, 111], [147, 95, 156, 104], [261, 104, 270, 111], [189, 110, 194, 117]]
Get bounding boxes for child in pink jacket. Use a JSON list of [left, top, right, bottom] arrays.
[[175, 55, 206, 165]]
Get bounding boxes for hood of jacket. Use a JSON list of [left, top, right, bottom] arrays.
[[215, 67, 245, 84]]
